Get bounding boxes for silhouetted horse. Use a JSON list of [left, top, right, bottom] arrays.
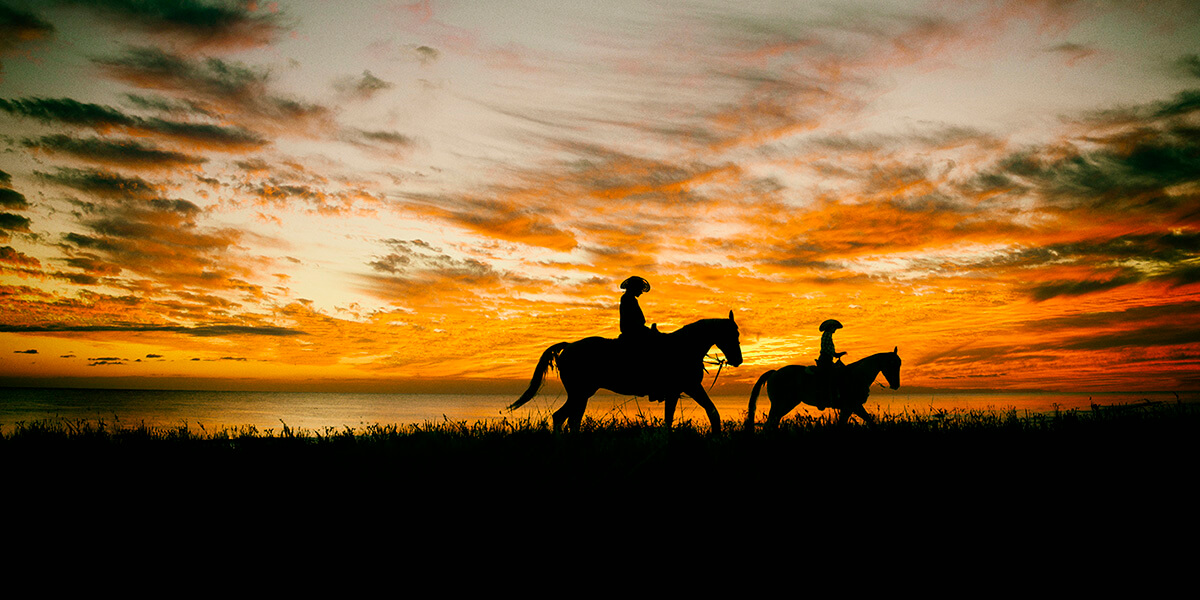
[[509, 311, 743, 433], [745, 348, 901, 430]]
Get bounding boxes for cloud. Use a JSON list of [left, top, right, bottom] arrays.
[[1044, 42, 1099, 66], [123, 93, 212, 116], [0, 212, 32, 233], [13, 348, 37, 354], [0, 4, 54, 79], [1177, 54, 1200, 79], [94, 46, 332, 134], [0, 188, 29, 210], [0, 323, 305, 337], [402, 193, 578, 252], [0, 96, 268, 150], [343, 128, 415, 149], [57, 0, 286, 52], [415, 45, 439, 64], [0, 96, 137, 129], [24, 134, 208, 169], [363, 238, 502, 300], [1022, 233, 1200, 300], [0, 245, 40, 268], [334, 70, 393, 100], [37, 167, 163, 201], [32, 167, 260, 293]]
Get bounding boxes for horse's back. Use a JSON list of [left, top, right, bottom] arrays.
[[775, 364, 812, 383]]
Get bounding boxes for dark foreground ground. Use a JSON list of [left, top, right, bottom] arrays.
[[6, 400, 1198, 571], [7, 401, 1195, 510], [7, 403, 1193, 579]]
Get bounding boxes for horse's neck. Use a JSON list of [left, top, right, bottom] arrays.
[[669, 319, 719, 357], [848, 353, 887, 384]]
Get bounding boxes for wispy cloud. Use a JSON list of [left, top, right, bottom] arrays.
[[56, 0, 286, 52]]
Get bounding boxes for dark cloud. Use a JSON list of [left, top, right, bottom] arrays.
[[242, 177, 379, 214], [984, 98, 1200, 216], [0, 96, 268, 150], [1033, 300, 1200, 331], [959, 232, 1200, 300], [1057, 327, 1200, 352], [415, 46, 439, 64], [1028, 275, 1143, 301], [334, 70, 393, 100], [1153, 89, 1200, 119], [0, 188, 29, 210], [436, 197, 577, 252], [0, 323, 306, 337], [1044, 42, 1098, 65], [360, 238, 510, 301], [0, 168, 10, 186], [51, 270, 100, 285], [37, 167, 162, 200], [124, 93, 212, 116], [88, 357, 126, 366], [63, 256, 122, 276], [0, 4, 54, 76], [0, 4, 54, 42], [0, 212, 32, 233], [1177, 54, 1200, 79], [13, 349, 37, 354], [349, 128, 414, 147], [24, 133, 207, 166], [25, 134, 208, 168], [57, 0, 285, 51], [94, 46, 331, 131], [138, 116, 265, 149], [368, 238, 498, 283], [0, 96, 137, 129], [38, 170, 255, 293], [0, 245, 40, 267]]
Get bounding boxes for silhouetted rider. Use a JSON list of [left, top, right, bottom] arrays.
[[817, 319, 847, 367], [619, 275, 652, 339], [618, 275, 669, 402], [816, 319, 847, 409]]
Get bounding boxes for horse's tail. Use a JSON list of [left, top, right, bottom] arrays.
[[745, 370, 775, 431], [508, 342, 570, 410]]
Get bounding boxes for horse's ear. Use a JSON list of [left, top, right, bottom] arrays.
[[893, 346, 898, 354], [729, 310, 735, 321]]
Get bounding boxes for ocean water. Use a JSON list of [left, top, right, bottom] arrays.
[[0, 387, 1193, 432]]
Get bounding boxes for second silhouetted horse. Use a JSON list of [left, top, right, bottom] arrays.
[[745, 348, 901, 430]]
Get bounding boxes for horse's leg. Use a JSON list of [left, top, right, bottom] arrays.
[[687, 386, 722, 433], [837, 408, 851, 425], [566, 388, 596, 433], [851, 404, 875, 427], [765, 371, 803, 429], [552, 402, 570, 433], [664, 396, 678, 428]]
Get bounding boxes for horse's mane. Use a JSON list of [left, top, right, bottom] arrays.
[[847, 351, 898, 368], [668, 317, 732, 338]]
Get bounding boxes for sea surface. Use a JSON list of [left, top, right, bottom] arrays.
[[1, 387, 1194, 432]]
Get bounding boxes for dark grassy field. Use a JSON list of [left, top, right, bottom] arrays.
[[5, 401, 1197, 567], [6, 400, 1195, 507]]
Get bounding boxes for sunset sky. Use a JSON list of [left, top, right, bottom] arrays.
[[1, 0, 1198, 393]]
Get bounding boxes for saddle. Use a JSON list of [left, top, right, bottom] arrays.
[[616, 325, 676, 401], [809, 359, 845, 410]]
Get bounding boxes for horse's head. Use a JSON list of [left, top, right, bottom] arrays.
[[717, 310, 743, 367], [881, 346, 902, 389]]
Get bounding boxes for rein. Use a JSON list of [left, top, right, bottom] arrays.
[[703, 353, 727, 391]]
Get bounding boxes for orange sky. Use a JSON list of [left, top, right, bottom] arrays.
[[1, 0, 1198, 393]]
